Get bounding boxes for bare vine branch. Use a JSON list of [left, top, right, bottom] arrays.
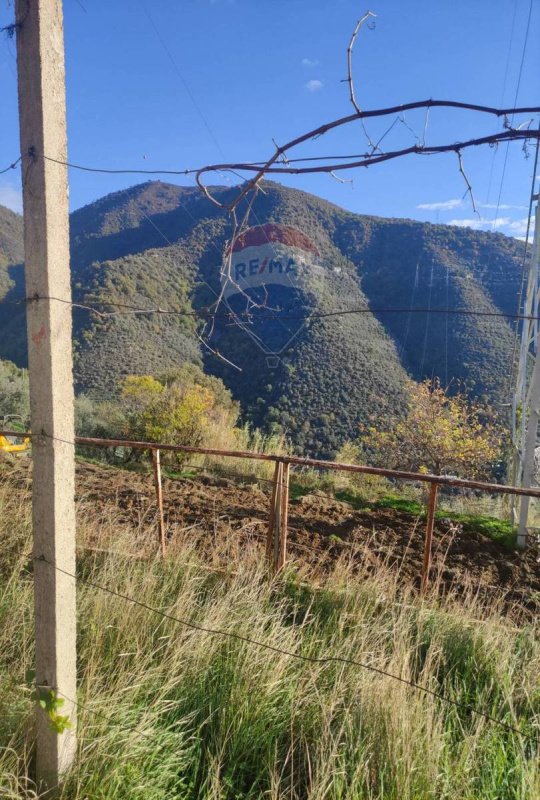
[[347, 11, 376, 114], [346, 10, 378, 151], [36, 103, 540, 181], [456, 150, 478, 214], [195, 128, 540, 184], [184, 9, 540, 349]]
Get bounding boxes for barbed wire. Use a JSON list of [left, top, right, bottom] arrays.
[[2, 6, 539, 774], [28, 551, 539, 744], [0, 531, 536, 751]]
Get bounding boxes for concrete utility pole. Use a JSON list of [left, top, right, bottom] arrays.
[[511, 199, 540, 548], [15, 0, 77, 793]]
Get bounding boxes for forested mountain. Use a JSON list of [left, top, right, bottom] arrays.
[[0, 205, 25, 366], [0, 205, 23, 267], [0, 181, 524, 456]]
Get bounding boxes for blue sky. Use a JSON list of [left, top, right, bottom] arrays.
[[0, 0, 538, 239]]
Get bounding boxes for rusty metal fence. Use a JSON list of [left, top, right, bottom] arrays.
[[3, 430, 540, 591]]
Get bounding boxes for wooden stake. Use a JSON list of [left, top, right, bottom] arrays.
[[152, 449, 166, 557], [277, 463, 290, 572], [421, 483, 439, 594]]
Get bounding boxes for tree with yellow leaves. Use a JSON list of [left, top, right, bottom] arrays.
[[120, 370, 230, 462], [360, 379, 504, 478]]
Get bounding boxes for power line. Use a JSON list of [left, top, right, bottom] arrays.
[[0, 103, 534, 180], [131, 204, 278, 361], [484, 0, 518, 206], [5, 293, 540, 325], [0, 155, 21, 174], [491, 0, 534, 229], [43, 155, 194, 176], [138, 0, 225, 161], [419, 263, 434, 376], [36, 127, 537, 180], [399, 261, 419, 359], [30, 552, 540, 744]]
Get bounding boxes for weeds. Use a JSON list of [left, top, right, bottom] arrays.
[[0, 479, 538, 799]]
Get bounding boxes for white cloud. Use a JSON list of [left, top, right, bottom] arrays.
[[305, 79, 323, 92], [417, 198, 463, 211], [418, 199, 528, 214], [447, 217, 510, 230], [302, 58, 320, 67], [478, 203, 527, 210], [506, 216, 535, 236], [0, 184, 22, 213], [447, 218, 487, 230], [445, 214, 534, 237]]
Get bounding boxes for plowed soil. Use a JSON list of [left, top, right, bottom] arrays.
[[3, 456, 540, 619]]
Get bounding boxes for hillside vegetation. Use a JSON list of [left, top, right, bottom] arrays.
[[0, 181, 525, 456]]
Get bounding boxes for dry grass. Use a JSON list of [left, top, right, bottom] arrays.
[[0, 480, 539, 799]]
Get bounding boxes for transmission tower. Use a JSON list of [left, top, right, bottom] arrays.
[[510, 176, 540, 547]]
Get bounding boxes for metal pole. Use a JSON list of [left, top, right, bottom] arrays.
[[516, 203, 540, 548], [509, 131, 540, 534], [421, 483, 439, 593], [15, 0, 77, 792], [273, 462, 283, 572], [277, 463, 290, 571], [266, 461, 281, 563], [5, 428, 540, 499], [152, 449, 166, 556]]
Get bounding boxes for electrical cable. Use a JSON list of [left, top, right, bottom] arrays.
[[29, 551, 539, 745], [6, 293, 540, 325]]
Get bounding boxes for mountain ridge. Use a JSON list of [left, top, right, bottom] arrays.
[[0, 181, 525, 455]]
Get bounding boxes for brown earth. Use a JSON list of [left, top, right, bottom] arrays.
[[3, 455, 540, 619]]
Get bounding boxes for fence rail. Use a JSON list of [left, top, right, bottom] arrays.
[[2, 429, 539, 588]]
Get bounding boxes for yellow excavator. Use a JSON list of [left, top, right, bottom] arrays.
[[0, 415, 30, 455]]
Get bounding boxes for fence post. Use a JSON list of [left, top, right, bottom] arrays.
[[277, 463, 290, 572], [152, 449, 166, 557], [266, 461, 281, 564], [421, 482, 439, 593], [15, 0, 77, 789], [272, 463, 284, 571]]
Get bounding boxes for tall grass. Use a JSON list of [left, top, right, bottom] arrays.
[[0, 480, 539, 799]]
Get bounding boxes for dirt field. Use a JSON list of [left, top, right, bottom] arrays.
[[3, 456, 540, 618]]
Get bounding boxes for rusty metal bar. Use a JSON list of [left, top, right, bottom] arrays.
[[277, 463, 290, 572], [266, 461, 281, 563], [273, 462, 283, 572], [4, 429, 540, 499], [151, 449, 166, 557], [421, 484, 439, 593]]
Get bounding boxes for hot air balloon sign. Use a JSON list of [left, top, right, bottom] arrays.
[[218, 224, 322, 358]]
